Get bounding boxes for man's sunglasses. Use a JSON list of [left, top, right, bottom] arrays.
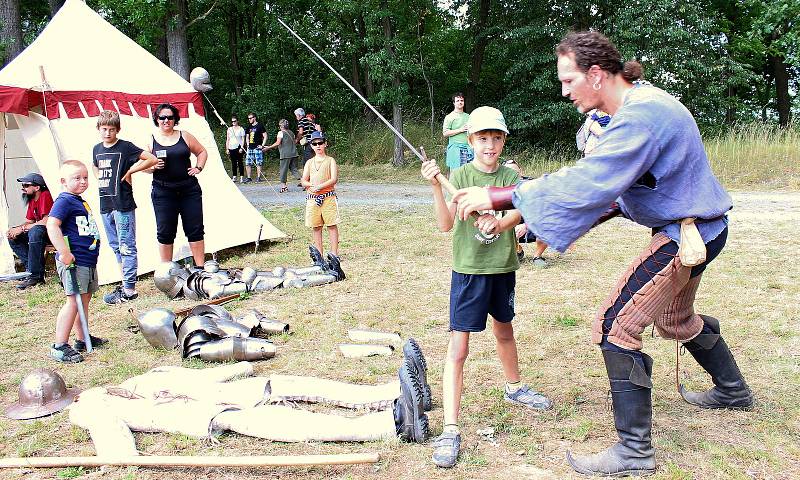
[[21, 183, 33, 188], [311, 141, 325, 146], [157, 115, 175, 121]]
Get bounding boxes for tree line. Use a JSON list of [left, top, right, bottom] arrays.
[[3, 0, 798, 164]]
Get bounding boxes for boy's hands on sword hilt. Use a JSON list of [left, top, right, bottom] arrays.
[[419, 146, 495, 234]]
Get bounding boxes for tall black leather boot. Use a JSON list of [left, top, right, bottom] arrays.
[[567, 350, 656, 477], [679, 315, 754, 410]]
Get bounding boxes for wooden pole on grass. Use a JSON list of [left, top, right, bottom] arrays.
[[0, 452, 380, 469]]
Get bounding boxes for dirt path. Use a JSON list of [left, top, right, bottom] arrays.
[[240, 181, 800, 215]]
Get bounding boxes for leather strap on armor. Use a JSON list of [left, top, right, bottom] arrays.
[[487, 185, 516, 211]]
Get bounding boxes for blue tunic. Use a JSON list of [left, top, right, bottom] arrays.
[[512, 85, 731, 252]]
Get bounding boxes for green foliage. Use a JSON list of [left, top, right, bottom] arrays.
[[13, 0, 798, 146], [57, 467, 86, 479]]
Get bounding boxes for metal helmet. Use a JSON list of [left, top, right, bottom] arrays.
[[190, 67, 213, 93], [5, 369, 80, 420], [137, 308, 178, 349], [154, 261, 186, 298]]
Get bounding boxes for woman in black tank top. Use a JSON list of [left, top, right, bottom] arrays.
[[149, 103, 209, 267]]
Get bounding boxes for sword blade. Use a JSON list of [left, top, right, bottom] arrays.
[[271, 13, 424, 162]]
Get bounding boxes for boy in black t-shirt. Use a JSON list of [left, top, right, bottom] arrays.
[[46, 160, 104, 363], [92, 110, 158, 304]]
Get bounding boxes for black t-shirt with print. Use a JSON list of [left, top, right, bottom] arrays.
[[92, 139, 143, 214], [245, 123, 266, 149]]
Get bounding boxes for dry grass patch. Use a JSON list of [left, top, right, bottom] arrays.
[[0, 191, 798, 479]]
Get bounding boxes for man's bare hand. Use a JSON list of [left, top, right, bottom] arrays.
[[514, 223, 528, 239], [452, 187, 492, 220], [420, 160, 441, 186]]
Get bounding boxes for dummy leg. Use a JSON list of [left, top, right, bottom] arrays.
[[269, 375, 399, 410], [213, 405, 396, 442]]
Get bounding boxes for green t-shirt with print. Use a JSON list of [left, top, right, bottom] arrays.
[[443, 111, 470, 146], [450, 162, 520, 274]]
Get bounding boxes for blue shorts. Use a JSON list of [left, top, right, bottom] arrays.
[[246, 148, 264, 166], [449, 271, 516, 332]]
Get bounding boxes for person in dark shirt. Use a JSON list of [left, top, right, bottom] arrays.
[[46, 160, 105, 363], [147, 103, 208, 267], [243, 112, 267, 183], [92, 110, 158, 304], [7, 173, 54, 289]]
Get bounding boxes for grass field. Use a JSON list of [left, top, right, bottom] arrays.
[[1, 187, 798, 479]]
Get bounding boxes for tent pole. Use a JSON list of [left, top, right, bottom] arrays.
[[38, 66, 67, 162]]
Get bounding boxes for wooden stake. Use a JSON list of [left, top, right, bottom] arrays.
[[0, 452, 380, 469]]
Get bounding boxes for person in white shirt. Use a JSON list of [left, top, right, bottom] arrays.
[[226, 116, 246, 183]]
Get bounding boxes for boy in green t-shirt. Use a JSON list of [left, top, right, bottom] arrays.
[[421, 106, 553, 469]]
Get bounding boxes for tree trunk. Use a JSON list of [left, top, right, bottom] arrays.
[[383, 11, 404, 166], [166, 0, 191, 80], [464, 0, 491, 112], [47, 0, 65, 17], [357, 13, 377, 122], [770, 53, 790, 127], [225, 9, 242, 96], [0, 0, 23, 67]]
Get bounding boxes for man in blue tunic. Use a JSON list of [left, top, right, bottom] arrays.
[[452, 31, 754, 477]]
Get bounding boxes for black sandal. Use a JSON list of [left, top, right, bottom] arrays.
[[279, 186, 288, 193]]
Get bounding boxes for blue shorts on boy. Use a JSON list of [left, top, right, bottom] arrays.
[[449, 271, 516, 331]]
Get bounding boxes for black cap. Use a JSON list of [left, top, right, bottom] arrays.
[[17, 173, 46, 187]]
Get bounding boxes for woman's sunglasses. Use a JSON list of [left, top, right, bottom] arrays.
[[158, 115, 175, 121], [311, 141, 325, 146]]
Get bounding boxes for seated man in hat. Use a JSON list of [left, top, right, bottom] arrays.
[[6, 173, 54, 289]]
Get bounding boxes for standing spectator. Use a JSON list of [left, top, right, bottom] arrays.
[[442, 93, 473, 171], [46, 160, 105, 363], [243, 112, 267, 183], [226, 116, 246, 183], [264, 119, 300, 193], [295, 108, 319, 162], [92, 110, 158, 305], [7, 173, 53, 289], [301, 131, 340, 258], [148, 103, 208, 267]]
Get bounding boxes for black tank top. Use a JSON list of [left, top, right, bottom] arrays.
[[152, 132, 192, 183]]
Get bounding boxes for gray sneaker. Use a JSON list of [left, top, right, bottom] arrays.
[[432, 430, 461, 468], [103, 286, 138, 305], [504, 384, 553, 410], [50, 343, 84, 363], [531, 256, 547, 268]]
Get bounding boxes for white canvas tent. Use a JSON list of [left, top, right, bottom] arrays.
[[0, 0, 285, 285]]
